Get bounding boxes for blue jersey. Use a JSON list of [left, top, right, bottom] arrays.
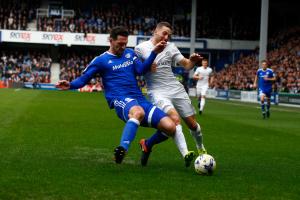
[[256, 68, 274, 91], [70, 48, 157, 108]]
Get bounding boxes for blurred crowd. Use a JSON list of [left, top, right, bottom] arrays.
[[0, 0, 259, 40], [59, 52, 102, 89], [0, 1, 36, 30], [59, 53, 94, 81], [0, 1, 298, 93], [212, 27, 300, 93], [0, 51, 51, 86], [36, 2, 259, 40]]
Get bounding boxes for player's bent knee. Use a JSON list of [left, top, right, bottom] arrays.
[[167, 109, 181, 125], [169, 114, 181, 125], [129, 106, 145, 121], [158, 117, 176, 136]]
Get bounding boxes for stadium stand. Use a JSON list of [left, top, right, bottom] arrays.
[[0, 50, 52, 87], [34, 0, 260, 39], [211, 26, 300, 93], [0, 0, 38, 31], [0, 0, 298, 94]]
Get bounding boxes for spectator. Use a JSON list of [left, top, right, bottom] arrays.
[[212, 27, 300, 93]]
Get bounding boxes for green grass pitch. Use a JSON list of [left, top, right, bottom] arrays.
[[0, 89, 299, 199]]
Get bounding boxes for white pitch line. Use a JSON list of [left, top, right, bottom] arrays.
[[212, 100, 300, 113]]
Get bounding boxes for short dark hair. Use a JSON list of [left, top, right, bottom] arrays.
[[261, 59, 267, 63], [156, 21, 172, 31], [110, 26, 129, 40], [202, 58, 208, 62]]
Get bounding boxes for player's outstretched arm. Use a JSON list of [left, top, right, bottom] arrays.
[[193, 73, 203, 81], [56, 64, 99, 90], [134, 41, 167, 75], [69, 64, 99, 89], [179, 53, 203, 70]]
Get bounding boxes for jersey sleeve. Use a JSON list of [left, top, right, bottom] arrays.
[[133, 51, 157, 75], [194, 67, 200, 76], [70, 57, 101, 89], [134, 45, 145, 60], [171, 43, 184, 64]]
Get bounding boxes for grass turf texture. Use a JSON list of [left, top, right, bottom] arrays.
[[0, 89, 299, 200]]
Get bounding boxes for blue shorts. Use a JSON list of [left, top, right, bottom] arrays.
[[259, 88, 272, 98], [113, 97, 167, 128]]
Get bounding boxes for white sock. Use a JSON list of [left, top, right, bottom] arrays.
[[190, 123, 205, 150], [200, 98, 205, 111], [172, 124, 189, 157]]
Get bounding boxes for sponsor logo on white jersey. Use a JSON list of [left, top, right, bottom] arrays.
[[165, 51, 171, 57], [157, 60, 171, 66]]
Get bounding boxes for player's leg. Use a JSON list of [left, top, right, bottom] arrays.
[[260, 91, 266, 119], [166, 108, 196, 167], [138, 102, 176, 166], [173, 95, 207, 155], [140, 116, 174, 156], [183, 116, 207, 155], [266, 92, 271, 118], [113, 99, 144, 163], [139, 130, 168, 166], [199, 86, 208, 114], [196, 87, 201, 111], [147, 94, 194, 166], [199, 96, 205, 114]]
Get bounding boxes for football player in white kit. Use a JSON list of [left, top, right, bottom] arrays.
[[193, 59, 213, 114], [135, 22, 207, 167]]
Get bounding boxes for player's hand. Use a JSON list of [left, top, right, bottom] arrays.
[[193, 75, 202, 80], [151, 63, 157, 73], [253, 83, 257, 89], [189, 53, 203, 63], [56, 80, 70, 90], [153, 41, 167, 54]]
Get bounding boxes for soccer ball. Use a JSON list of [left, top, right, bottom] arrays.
[[194, 154, 216, 175]]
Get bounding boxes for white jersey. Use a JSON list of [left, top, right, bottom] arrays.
[[134, 40, 185, 94], [194, 66, 213, 88]]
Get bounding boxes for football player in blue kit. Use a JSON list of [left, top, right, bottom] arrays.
[[56, 26, 176, 165], [253, 60, 276, 119]]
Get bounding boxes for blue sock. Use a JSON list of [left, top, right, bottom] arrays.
[[261, 103, 265, 113], [120, 118, 140, 151], [146, 130, 169, 150], [266, 104, 270, 111]]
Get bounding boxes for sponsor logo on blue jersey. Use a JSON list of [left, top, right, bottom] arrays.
[[112, 60, 133, 70]]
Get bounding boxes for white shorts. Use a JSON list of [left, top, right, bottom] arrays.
[[196, 86, 208, 97], [147, 90, 196, 118]]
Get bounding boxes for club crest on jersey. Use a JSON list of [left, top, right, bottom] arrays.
[[108, 60, 112, 64], [125, 53, 131, 58], [165, 51, 171, 57], [157, 100, 164, 107]]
